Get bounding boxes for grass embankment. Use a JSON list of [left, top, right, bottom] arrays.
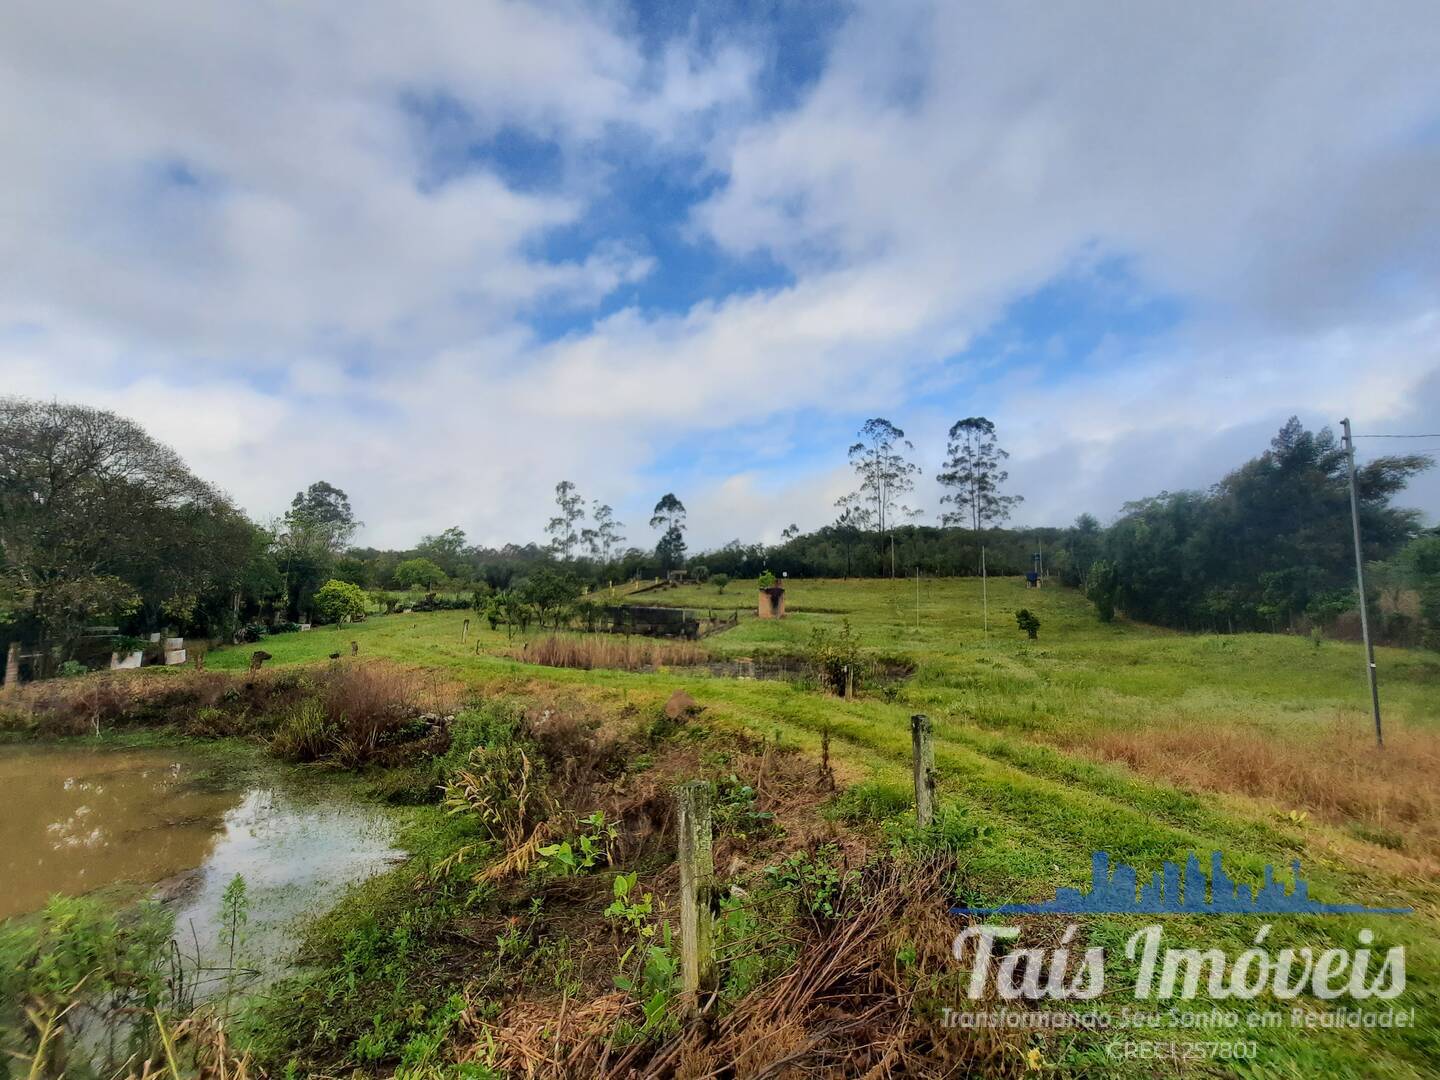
[[196, 576, 1440, 1076]]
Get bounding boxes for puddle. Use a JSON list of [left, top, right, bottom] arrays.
[[0, 744, 400, 988]]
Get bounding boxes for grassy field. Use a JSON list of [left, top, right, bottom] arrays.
[[200, 576, 1440, 1076]]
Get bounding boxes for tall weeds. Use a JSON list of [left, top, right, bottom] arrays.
[[511, 634, 710, 671]]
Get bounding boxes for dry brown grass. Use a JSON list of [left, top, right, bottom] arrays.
[[1051, 715, 1440, 863], [466, 859, 1030, 1079], [0, 659, 461, 769], [511, 634, 710, 672]]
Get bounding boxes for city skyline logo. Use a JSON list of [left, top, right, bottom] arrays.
[[953, 851, 1411, 916]]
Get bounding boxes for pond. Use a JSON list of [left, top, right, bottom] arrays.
[[0, 743, 401, 987]]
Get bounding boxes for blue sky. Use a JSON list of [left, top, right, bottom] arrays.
[[3, 0, 1438, 548]]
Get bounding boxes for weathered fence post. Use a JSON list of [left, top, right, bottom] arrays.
[[843, 663, 853, 700], [2, 641, 19, 693], [911, 713, 935, 826], [461, 618, 470, 645], [677, 780, 716, 1015]]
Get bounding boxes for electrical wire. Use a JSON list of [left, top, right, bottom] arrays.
[[1351, 433, 1440, 438]]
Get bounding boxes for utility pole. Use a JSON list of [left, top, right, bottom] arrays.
[[981, 545, 988, 641], [1341, 418, 1383, 748], [915, 566, 920, 630]]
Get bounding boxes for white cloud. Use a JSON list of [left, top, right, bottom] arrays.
[[3, 0, 1438, 549]]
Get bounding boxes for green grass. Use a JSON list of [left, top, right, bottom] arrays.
[[205, 578, 1440, 1076]]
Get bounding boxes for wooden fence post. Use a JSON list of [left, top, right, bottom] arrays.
[[462, 618, 470, 645], [911, 713, 935, 826], [677, 780, 716, 1014], [2, 641, 19, 694]]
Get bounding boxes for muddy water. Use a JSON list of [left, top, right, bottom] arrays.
[[0, 744, 400, 984]]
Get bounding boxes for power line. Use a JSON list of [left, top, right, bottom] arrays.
[[1351, 433, 1440, 438]]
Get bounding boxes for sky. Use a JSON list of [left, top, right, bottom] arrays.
[[3, 0, 1439, 551]]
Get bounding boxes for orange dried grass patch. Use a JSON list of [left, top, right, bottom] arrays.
[[512, 635, 710, 672], [1054, 714, 1440, 861]]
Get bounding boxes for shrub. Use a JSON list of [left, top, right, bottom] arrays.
[[764, 844, 857, 929], [807, 618, 861, 694], [443, 742, 551, 847], [691, 565, 710, 583], [0, 895, 174, 1071], [757, 570, 777, 589], [313, 578, 368, 624], [712, 573, 730, 594], [270, 698, 336, 762], [1015, 609, 1040, 640]]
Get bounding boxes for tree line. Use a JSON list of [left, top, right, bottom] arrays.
[[3, 398, 1436, 677]]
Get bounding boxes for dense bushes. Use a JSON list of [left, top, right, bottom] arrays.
[[1082, 419, 1431, 635], [313, 578, 367, 623]]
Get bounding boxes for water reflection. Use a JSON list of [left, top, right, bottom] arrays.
[[1, 745, 400, 988], [1, 746, 239, 920]]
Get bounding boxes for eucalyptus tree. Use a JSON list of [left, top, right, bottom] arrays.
[[843, 418, 921, 537], [937, 417, 1023, 533], [650, 493, 687, 570], [582, 501, 625, 563], [545, 481, 586, 559]]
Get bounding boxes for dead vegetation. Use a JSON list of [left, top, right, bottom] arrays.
[[510, 634, 711, 672], [1050, 714, 1440, 865], [463, 858, 1031, 1079], [361, 694, 1036, 1079], [0, 659, 462, 767]]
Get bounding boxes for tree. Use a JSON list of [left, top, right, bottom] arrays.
[[515, 568, 582, 628], [0, 398, 253, 658], [1094, 418, 1430, 631], [650, 493, 687, 571], [288, 481, 359, 553], [312, 579, 367, 624], [393, 557, 445, 591], [332, 555, 371, 588], [1398, 532, 1440, 649], [780, 523, 800, 541], [938, 417, 1022, 532], [1085, 559, 1119, 622], [1015, 609, 1040, 640], [581, 502, 625, 562], [1065, 513, 1103, 588], [840, 419, 920, 572], [546, 482, 585, 560], [711, 573, 730, 594], [416, 527, 469, 578]]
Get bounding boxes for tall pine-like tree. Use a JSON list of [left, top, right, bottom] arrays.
[[545, 481, 585, 559], [937, 417, 1022, 532], [840, 418, 921, 536]]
